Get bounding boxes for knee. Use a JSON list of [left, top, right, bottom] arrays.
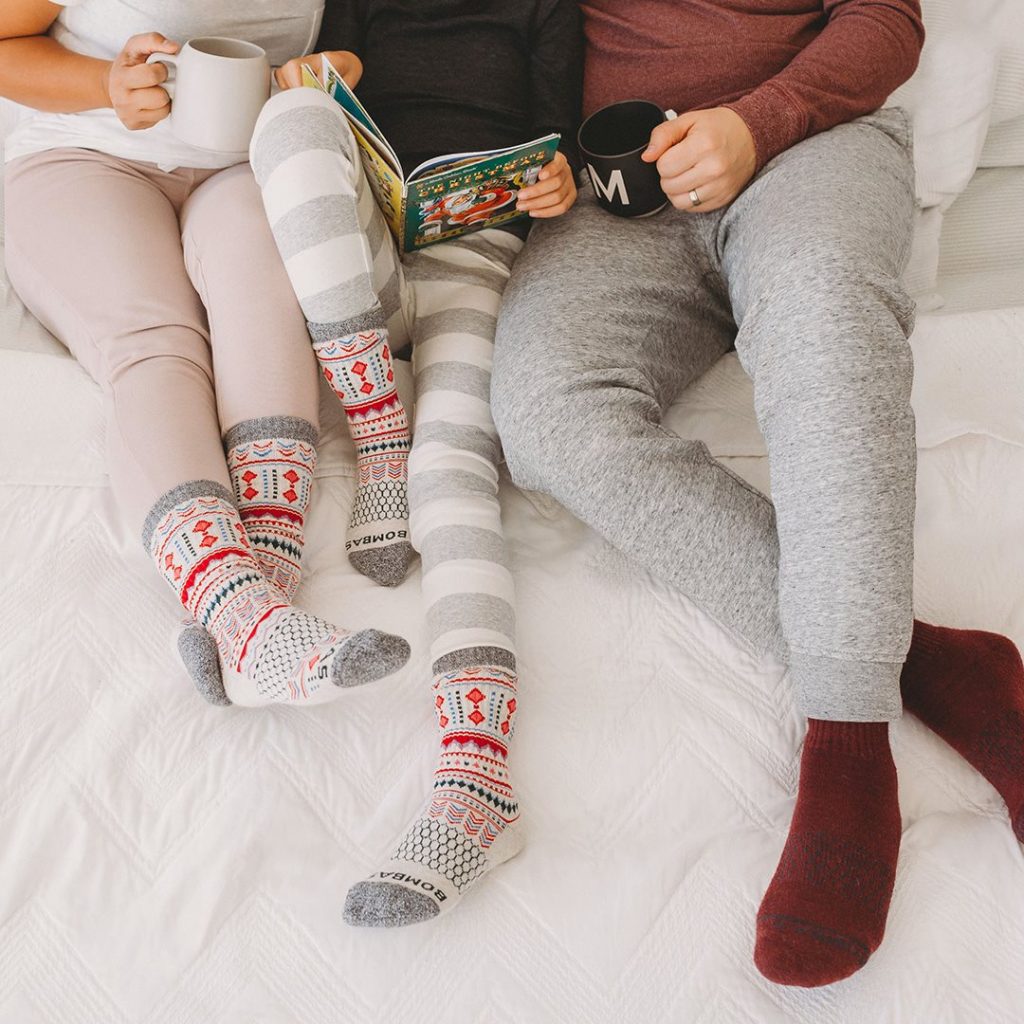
[[744, 263, 915, 407], [104, 327, 213, 387], [250, 87, 358, 189]]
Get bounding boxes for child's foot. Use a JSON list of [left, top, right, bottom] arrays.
[[344, 664, 520, 925], [314, 327, 414, 586], [150, 490, 410, 707], [902, 620, 1024, 841], [755, 720, 900, 987]]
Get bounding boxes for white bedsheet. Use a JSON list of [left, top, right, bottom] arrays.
[[2, 296, 1023, 1021]]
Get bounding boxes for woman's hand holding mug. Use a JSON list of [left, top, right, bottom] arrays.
[[105, 32, 179, 131]]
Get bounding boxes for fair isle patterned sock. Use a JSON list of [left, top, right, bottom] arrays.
[[226, 418, 317, 598], [148, 483, 409, 707], [176, 418, 318, 706], [314, 327, 414, 587], [344, 661, 521, 926]]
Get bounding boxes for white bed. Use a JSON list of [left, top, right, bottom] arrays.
[[2, 6, 1023, 1021]]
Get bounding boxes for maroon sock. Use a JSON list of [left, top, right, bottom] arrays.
[[754, 719, 901, 987], [902, 620, 1024, 841]]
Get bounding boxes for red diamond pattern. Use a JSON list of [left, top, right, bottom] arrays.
[[351, 361, 367, 376], [469, 710, 485, 725]]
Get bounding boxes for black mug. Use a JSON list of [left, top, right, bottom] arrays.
[[577, 100, 675, 218]]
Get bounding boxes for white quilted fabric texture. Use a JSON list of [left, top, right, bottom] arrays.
[[2, 314, 1024, 1021]]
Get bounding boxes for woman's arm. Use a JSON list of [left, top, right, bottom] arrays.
[[1, 1, 179, 129], [0, 0, 112, 112]]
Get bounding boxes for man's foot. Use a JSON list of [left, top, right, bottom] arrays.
[[344, 664, 521, 925], [902, 620, 1024, 841], [314, 327, 414, 586], [754, 720, 900, 987]]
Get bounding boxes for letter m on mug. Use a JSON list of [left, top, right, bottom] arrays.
[[586, 164, 630, 206]]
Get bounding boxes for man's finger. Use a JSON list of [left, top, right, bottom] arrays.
[[642, 112, 697, 163], [121, 33, 178, 66], [659, 159, 717, 200]]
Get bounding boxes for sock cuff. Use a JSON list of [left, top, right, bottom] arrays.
[[141, 479, 236, 551], [805, 719, 891, 757], [433, 647, 516, 675], [222, 416, 319, 453], [308, 305, 387, 344], [909, 619, 949, 658]]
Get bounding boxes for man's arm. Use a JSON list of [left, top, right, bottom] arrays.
[[724, 0, 925, 171]]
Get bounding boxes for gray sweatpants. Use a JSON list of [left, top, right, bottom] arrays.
[[492, 107, 917, 722]]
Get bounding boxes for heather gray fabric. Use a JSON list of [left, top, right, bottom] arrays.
[[492, 108, 917, 722]]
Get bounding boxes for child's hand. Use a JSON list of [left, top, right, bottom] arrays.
[[275, 50, 363, 91], [516, 151, 577, 218], [105, 33, 179, 131]]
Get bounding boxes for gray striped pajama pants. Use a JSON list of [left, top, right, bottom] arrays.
[[251, 87, 519, 672]]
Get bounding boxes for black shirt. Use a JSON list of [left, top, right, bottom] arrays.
[[316, 0, 583, 176]]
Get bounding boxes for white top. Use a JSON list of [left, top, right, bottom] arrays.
[[3, 0, 324, 170]]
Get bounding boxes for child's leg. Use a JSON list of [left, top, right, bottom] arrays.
[[250, 87, 416, 587], [345, 230, 524, 926], [4, 149, 409, 706]]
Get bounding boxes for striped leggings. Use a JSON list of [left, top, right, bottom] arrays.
[[251, 87, 518, 672]]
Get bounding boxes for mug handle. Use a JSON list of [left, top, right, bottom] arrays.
[[146, 52, 178, 100]]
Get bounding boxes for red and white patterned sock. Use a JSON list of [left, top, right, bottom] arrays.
[[344, 663, 521, 926], [315, 327, 414, 587], [226, 419, 317, 600], [150, 486, 409, 706], [176, 419, 318, 705]]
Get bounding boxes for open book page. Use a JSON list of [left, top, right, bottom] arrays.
[[404, 134, 560, 250]]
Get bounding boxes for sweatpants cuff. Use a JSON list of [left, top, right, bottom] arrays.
[[789, 652, 903, 722]]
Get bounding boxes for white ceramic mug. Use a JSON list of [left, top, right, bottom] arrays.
[[148, 37, 271, 153]]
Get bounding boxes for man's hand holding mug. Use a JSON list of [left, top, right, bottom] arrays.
[[643, 107, 757, 213]]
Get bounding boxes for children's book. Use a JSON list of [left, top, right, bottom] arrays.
[[301, 56, 560, 252]]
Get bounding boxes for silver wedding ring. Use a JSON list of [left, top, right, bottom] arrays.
[[689, 189, 702, 207]]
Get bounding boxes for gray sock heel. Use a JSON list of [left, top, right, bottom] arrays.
[[176, 624, 231, 706]]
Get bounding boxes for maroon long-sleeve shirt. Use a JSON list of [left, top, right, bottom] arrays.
[[580, 0, 925, 169]]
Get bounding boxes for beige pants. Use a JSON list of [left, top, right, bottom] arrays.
[[3, 147, 320, 533]]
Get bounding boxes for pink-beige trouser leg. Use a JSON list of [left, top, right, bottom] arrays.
[[3, 148, 319, 534]]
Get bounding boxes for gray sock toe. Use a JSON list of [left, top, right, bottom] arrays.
[[343, 881, 440, 928], [177, 625, 231, 706], [333, 629, 411, 687], [348, 541, 415, 587]]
